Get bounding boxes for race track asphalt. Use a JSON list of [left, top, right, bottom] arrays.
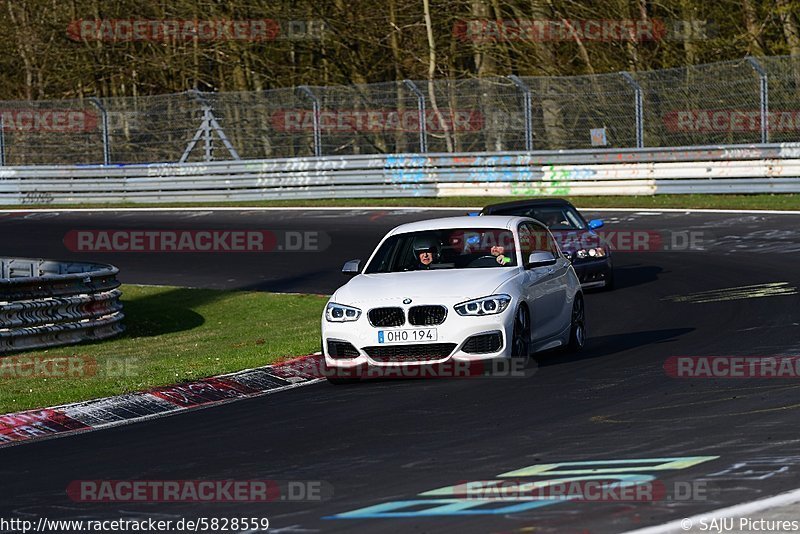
[[1, 207, 799, 533]]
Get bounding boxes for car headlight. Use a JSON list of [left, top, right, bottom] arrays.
[[325, 302, 362, 322], [574, 247, 606, 260], [454, 294, 511, 316]]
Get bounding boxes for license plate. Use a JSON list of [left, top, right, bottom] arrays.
[[378, 328, 438, 344]]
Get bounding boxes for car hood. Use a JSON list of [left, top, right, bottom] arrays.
[[550, 229, 601, 253], [332, 269, 518, 305]]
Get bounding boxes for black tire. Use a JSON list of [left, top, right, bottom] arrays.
[[326, 376, 360, 385], [567, 294, 586, 352], [511, 305, 531, 360], [323, 342, 361, 384], [602, 268, 615, 291]]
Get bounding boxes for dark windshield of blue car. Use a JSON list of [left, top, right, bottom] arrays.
[[489, 206, 585, 230]]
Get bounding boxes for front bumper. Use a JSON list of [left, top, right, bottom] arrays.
[[572, 257, 613, 289], [322, 306, 515, 369]]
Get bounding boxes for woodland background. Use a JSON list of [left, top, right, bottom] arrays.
[[1, 0, 799, 100]]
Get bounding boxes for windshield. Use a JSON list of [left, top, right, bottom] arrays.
[[490, 205, 586, 230], [365, 228, 518, 273]]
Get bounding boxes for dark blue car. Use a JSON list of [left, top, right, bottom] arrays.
[[479, 199, 614, 290]]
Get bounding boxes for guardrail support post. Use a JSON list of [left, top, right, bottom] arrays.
[[747, 57, 769, 144], [0, 115, 5, 166], [508, 75, 533, 152], [403, 80, 428, 153], [298, 86, 322, 157], [89, 98, 110, 165], [621, 72, 644, 149]]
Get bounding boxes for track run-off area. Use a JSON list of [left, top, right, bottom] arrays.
[[1, 207, 799, 533]]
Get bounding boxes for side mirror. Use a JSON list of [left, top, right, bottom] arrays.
[[588, 219, 604, 230], [527, 251, 557, 269], [342, 259, 362, 276]]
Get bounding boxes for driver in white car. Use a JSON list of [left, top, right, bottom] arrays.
[[412, 237, 439, 269]]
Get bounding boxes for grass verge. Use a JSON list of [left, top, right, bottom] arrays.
[[2, 194, 800, 211], [0, 285, 328, 414]]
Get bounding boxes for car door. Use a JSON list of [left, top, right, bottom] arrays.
[[525, 221, 572, 339], [543, 226, 572, 333], [519, 222, 559, 341]]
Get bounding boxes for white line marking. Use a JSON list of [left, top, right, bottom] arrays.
[[583, 207, 800, 215], [622, 486, 800, 533], [663, 282, 798, 303], [0, 207, 799, 215]]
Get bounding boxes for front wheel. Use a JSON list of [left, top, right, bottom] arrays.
[[511, 305, 531, 360], [602, 268, 615, 291], [566, 295, 586, 352], [323, 354, 362, 385]]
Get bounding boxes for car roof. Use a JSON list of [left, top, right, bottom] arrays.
[[388, 215, 535, 235], [481, 198, 577, 214]]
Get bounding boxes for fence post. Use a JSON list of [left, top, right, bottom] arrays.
[[508, 75, 533, 151], [620, 72, 644, 149], [89, 98, 110, 165], [202, 105, 213, 162], [0, 115, 5, 166], [747, 57, 769, 144], [298, 86, 322, 157], [403, 80, 428, 154], [403, 80, 428, 153]]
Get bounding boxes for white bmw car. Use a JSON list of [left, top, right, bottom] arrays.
[[321, 216, 585, 383]]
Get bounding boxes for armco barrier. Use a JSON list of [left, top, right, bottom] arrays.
[[2, 143, 800, 205], [0, 258, 124, 353]]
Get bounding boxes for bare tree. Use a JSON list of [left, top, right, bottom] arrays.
[[423, 0, 454, 151]]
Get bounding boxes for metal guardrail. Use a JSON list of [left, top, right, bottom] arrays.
[[1, 143, 799, 204], [0, 258, 124, 353]]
